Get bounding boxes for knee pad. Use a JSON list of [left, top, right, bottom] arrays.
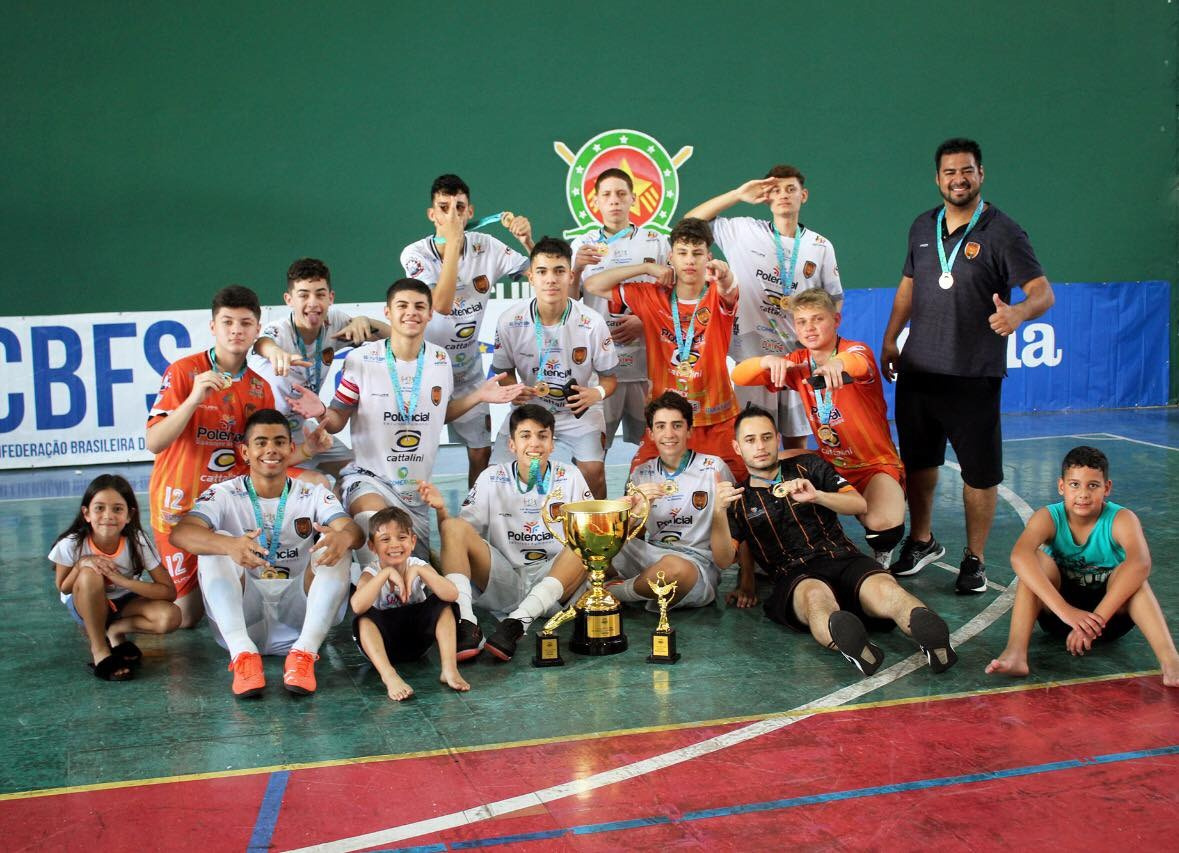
[[864, 523, 905, 553]]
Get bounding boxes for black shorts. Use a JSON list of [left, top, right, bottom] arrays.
[[764, 553, 893, 633], [895, 371, 1003, 489], [352, 595, 457, 663], [1037, 576, 1136, 642]]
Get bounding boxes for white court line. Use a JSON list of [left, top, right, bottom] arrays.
[[289, 475, 1034, 852], [1096, 433, 1179, 453]]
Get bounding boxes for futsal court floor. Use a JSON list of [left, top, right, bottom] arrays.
[[1, 408, 1176, 851]]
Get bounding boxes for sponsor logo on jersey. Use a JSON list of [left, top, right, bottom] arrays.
[[572, 347, 587, 364], [964, 241, 981, 260], [431, 386, 442, 406], [692, 490, 708, 510], [472, 241, 485, 255], [701, 457, 716, 470], [433, 349, 448, 364], [206, 447, 237, 472], [473, 275, 490, 293], [657, 531, 682, 545], [577, 314, 593, 329], [557, 128, 692, 239], [294, 517, 312, 537], [803, 261, 817, 279], [454, 321, 477, 340], [393, 429, 422, 450], [523, 549, 549, 562]]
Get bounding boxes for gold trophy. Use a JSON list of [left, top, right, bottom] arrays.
[[542, 492, 650, 655], [646, 570, 682, 664], [532, 606, 578, 667]]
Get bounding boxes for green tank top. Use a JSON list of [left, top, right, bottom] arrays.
[[1046, 500, 1125, 586]]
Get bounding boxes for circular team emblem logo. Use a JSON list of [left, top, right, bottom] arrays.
[[556, 129, 693, 238]]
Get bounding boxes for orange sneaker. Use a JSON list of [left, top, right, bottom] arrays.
[[283, 649, 319, 695], [228, 652, 265, 698]]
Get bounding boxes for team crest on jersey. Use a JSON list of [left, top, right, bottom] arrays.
[[572, 347, 588, 364], [695, 307, 711, 326], [964, 241, 981, 260], [406, 259, 425, 278], [546, 501, 565, 521], [431, 386, 442, 406], [643, 257, 656, 263], [433, 349, 448, 364], [556, 128, 693, 238], [803, 261, 817, 279], [692, 490, 708, 510], [294, 517, 313, 538], [472, 241, 485, 255], [473, 275, 490, 293], [701, 457, 716, 470]]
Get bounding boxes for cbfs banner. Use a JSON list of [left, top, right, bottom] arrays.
[[0, 281, 1169, 470]]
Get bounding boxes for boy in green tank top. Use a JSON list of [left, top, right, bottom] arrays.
[[987, 446, 1178, 686]]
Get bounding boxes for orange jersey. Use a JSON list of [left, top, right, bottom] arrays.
[[146, 351, 273, 534], [732, 338, 901, 473], [611, 282, 738, 427]]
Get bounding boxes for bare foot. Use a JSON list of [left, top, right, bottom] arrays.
[[440, 668, 470, 693], [985, 651, 1030, 677], [1161, 657, 1179, 688], [382, 673, 415, 701]]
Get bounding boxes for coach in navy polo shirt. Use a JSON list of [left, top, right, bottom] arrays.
[[880, 138, 1054, 595]]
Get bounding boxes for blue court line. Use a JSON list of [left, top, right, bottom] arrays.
[[247, 770, 290, 851], [377, 744, 1179, 851]]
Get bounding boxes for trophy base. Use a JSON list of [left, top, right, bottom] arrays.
[[531, 633, 565, 668], [647, 628, 681, 664], [571, 607, 628, 656]]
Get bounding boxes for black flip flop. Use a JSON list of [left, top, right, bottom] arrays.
[[828, 610, 884, 676], [89, 655, 134, 681], [110, 641, 143, 666], [909, 607, 958, 674]]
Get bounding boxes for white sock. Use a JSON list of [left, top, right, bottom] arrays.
[[352, 510, 378, 569], [609, 577, 645, 603], [446, 573, 477, 624], [198, 555, 257, 659], [293, 554, 349, 654], [508, 576, 564, 630]]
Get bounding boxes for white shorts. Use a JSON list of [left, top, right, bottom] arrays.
[[491, 408, 607, 465], [339, 469, 432, 560], [198, 555, 348, 656], [604, 380, 649, 447], [734, 383, 810, 439], [473, 545, 560, 619], [612, 539, 720, 610], [296, 431, 354, 469], [448, 398, 492, 449]]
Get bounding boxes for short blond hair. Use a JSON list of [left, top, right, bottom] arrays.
[[788, 289, 838, 315]]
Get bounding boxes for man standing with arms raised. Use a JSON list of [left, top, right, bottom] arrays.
[[880, 138, 1054, 593]]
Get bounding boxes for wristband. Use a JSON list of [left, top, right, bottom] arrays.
[[591, 385, 606, 400]]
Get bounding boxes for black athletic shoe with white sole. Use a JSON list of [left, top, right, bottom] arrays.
[[485, 618, 525, 661], [908, 606, 958, 673], [889, 535, 945, 577], [456, 619, 485, 662], [827, 611, 885, 677], [956, 549, 988, 594]]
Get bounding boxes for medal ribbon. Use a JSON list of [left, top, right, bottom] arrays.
[[532, 299, 571, 384], [771, 224, 804, 294], [290, 316, 324, 392], [384, 339, 426, 421], [657, 449, 695, 482], [598, 224, 635, 245], [208, 348, 247, 381], [434, 212, 510, 246], [935, 196, 985, 279], [515, 459, 552, 495], [670, 285, 709, 369], [809, 344, 839, 424], [244, 477, 291, 565]]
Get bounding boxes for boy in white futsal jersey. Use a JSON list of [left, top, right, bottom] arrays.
[[170, 409, 363, 697], [286, 278, 522, 568], [569, 168, 670, 449], [612, 391, 742, 610], [439, 404, 592, 658], [401, 174, 535, 487], [685, 164, 843, 449], [491, 236, 618, 498], [250, 257, 389, 476]]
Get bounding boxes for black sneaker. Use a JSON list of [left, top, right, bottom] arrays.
[[956, 550, 988, 594], [456, 619, 485, 662], [889, 535, 945, 577], [827, 611, 885, 677], [485, 618, 525, 661], [908, 606, 958, 673]]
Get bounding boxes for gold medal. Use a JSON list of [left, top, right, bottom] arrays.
[[534, 381, 550, 396], [674, 361, 693, 379], [772, 482, 790, 499], [661, 480, 679, 495], [501, 211, 516, 228]]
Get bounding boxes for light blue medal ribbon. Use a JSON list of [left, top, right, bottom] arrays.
[[598, 224, 635, 246], [771, 224, 804, 294], [208, 348, 247, 381], [809, 348, 838, 424], [532, 299, 571, 387], [435, 212, 510, 246], [935, 197, 985, 289], [384, 340, 426, 421], [290, 316, 324, 392], [244, 477, 291, 565], [516, 459, 552, 495], [670, 285, 709, 372]]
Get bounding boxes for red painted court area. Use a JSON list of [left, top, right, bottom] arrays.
[[5, 675, 1177, 851]]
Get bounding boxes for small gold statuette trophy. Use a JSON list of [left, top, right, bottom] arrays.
[[542, 490, 650, 656], [532, 606, 578, 668], [646, 570, 681, 664]]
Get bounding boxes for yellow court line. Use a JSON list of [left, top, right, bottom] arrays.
[[1, 668, 1160, 803]]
